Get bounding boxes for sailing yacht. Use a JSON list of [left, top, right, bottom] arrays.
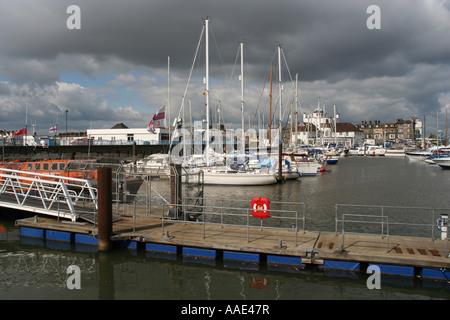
[[183, 19, 277, 186]]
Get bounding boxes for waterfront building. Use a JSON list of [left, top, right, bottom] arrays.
[[335, 122, 365, 148], [357, 117, 422, 145], [87, 123, 169, 145], [291, 108, 363, 148]]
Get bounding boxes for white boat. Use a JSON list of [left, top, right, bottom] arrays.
[[432, 157, 450, 169], [384, 148, 406, 157], [123, 153, 171, 177], [366, 146, 386, 156], [279, 165, 301, 180], [180, 19, 278, 186], [185, 166, 277, 185], [296, 160, 320, 176], [324, 152, 339, 164], [348, 145, 385, 156], [406, 148, 434, 161]]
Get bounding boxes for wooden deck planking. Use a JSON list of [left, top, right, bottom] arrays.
[[15, 214, 450, 269]]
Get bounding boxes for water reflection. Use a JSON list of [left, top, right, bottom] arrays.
[[0, 240, 449, 300]]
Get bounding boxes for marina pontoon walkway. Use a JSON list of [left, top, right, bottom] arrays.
[[15, 214, 450, 271]]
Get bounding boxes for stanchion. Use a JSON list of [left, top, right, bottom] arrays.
[[97, 167, 112, 251]]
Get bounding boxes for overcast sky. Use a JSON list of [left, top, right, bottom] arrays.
[[0, 0, 449, 136]]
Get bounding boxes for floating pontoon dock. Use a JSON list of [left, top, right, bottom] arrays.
[[1, 167, 449, 282]]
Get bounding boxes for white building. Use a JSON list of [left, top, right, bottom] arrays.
[[291, 108, 364, 147], [87, 123, 169, 145]]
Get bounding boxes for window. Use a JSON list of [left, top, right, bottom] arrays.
[[127, 134, 134, 142]]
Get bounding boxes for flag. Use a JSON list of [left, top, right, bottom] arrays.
[[13, 127, 27, 135], [49, 126, 57, 133], [147, 105, 166, 133]]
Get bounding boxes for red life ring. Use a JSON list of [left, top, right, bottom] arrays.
[[250, 277, 268, 289], [251, 197, 270, 218]]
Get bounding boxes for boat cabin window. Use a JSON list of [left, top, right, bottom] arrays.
[[51, 163, 59, 171], [42, 163, 49, 170], [34, 163, 41, 170]]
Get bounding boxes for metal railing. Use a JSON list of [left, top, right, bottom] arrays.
[[335, 204, 450, 238], [0, 168, 98, 222], [341, 213, 390, 252], [335, 204, 450, 258], [161, 198, 306, 245]]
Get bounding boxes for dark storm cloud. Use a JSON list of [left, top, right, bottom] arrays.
[[0, 0, 449, 132]]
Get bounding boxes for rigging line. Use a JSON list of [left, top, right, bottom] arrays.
[[279, 51, 300, 125], [220, 44, 241, 127], [251, 68, 269, 129], [169, 23, 205, 152], [209, 23, 229, 89], [228, 44, 241, 91], [251, 48, 279, 128]]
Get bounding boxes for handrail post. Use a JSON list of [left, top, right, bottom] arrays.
[[335, 204, 338, 233], [432, 209, 435, 240], [203, 203, 206, 239], [341, 214, 345, 251], [247, 208, 250, 243], [386, 216, 390, 253]]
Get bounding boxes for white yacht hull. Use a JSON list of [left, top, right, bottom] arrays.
[[296, 161, 319, 176], [431, 158, 450, 169], [406, 152, 432, 161], [185, 168, 277, 185]]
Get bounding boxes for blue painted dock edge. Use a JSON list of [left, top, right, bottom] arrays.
[[223, 251, 260, 262], [319, 259, 360, 271], [46, 230, 73, 242], [20, 227, 44, 239], [182, 247, 216, 259], [18, 227, 450, 282], [422, 268, 450, 281], [146, 242, 177, 254], [369, 263, 415, 277], [267, 255, 304, 267]]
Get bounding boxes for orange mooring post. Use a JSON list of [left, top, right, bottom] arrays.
[[97, 167, 112, 251]]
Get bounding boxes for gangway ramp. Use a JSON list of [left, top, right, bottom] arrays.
[[0, 168, 98, 222]]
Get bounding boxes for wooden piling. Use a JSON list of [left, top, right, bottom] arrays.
[[97, 167, 112, 251]]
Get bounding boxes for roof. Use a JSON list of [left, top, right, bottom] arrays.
[[336, 122, 361, 132], [297, 122, 317, 132], [111, 123, 129, 129]]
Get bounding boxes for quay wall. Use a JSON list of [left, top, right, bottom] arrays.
[[1, 145, 168, 163]]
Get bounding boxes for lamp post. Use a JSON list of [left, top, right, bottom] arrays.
[[65, 109, 68, 144]]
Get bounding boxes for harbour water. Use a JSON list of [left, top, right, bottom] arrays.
[[1, 156, 449, 301]]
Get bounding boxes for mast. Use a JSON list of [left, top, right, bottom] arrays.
[[290, 101, 293, 147], [168, 56, 171, 133], [437, 110, 439, 147], [167, 56, 171, 160], [269, 65, 273, 145], [205, 18, 210, 166], [334, 104, 337, 145], [295, 73, 298, 148], [278, 45, 282, 131], [240, 42, 245, 149], [277, 45, 282, 181], [316, 97, 320, 146]]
